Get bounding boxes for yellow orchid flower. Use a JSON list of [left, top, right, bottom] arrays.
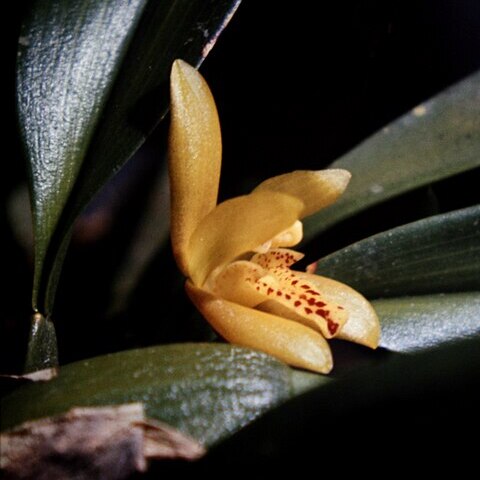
[[168, 59, 380, 374]]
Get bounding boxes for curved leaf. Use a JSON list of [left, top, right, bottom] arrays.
[[315, 205, 480, 297], [18, 0, 241, 315], [314, 207, 480, 354], [373, 292, 480, 352], [18, 0, 147, 312], [303, 70, 480, 242], [0, 344, 290, 446], [200, 336, 480, 469]]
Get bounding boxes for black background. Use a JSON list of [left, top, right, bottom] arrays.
[[203, 0, 480, 198]]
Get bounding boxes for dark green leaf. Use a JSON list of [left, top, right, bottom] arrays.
[[18, 0, 241, 315], [314, 207, 480, 353], [303, 70, 480, 242], [200, 337, 480, 469], [373, 292, 480, 352], [0, 344, 290, 446], [315, 205, 480, 297], [18, 0, 147, 312]]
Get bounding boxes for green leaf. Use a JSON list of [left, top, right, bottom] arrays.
[[373, 292, 480, 352], [303, 70, 480, 242], [314, 206, 480, 353], [0, 344, 291, 446], [200, 336, 480, 468], [18, 0, 241, 315], [315, 205, 480, 297], [18, 0, 145, 312]]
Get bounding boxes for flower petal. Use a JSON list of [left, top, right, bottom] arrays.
[[253, 169, 351, 218], [187, 191, 303, 286], [270, 220, 303, 248], [186, 281, 333, 374], [294, 272, 380, 348], [207, 260, 269, 307], [169, 59, 222, 275]]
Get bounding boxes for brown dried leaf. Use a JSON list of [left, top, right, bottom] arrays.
[[0, 403, 204, 480], [0, 368, 58, 397], [0, 368, 58, 383], [142, 418, 206, 460]]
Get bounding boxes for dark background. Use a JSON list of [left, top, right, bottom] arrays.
[[203, 0, 480, 197], [2, 0, 480, 372]]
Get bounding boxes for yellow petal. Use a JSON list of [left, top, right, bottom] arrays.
[[270, 220, 303, 248], [253, 169, 351, 218], [187, 191, 303, 286], [169, 59, 222, 276], [186, 281, 333, 373], [294, 272, 380, 348], [206, 260, 269, 307]]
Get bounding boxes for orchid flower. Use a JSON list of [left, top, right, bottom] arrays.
[[168, 60, 380, 374]]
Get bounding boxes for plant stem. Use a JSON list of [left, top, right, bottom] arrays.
[[24, 313, 58, 373]]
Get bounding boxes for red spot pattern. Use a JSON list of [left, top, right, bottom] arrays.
[[315, 308, 339, 335], [328, 321, 339, 335], [247, 248, 345, 338], [252, 248, 302, 269]]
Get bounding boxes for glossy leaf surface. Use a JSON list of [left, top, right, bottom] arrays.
[[1, 344, 290, 446], [373, 292, 480, 352], [315, 205, 480, 297]]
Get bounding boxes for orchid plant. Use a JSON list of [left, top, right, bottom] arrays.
[[168, 60, 380, 373], [2, 2, 479, 473]]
